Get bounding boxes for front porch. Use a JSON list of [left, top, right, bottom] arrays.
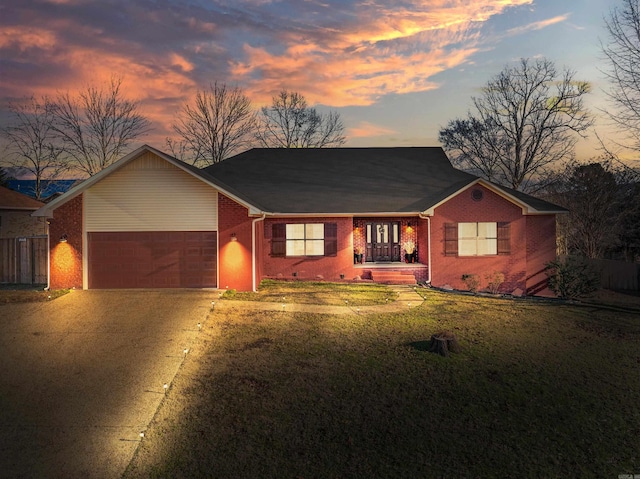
[[354, 262, 429, 285], [353, 217, 427, 284]]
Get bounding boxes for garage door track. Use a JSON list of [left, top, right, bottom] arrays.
[[0, 289, 213, 478]]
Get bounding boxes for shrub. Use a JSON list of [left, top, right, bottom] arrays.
[[484, 271, 505, 294], [461, 274, 480, 293], [545, 256, 600, 299]]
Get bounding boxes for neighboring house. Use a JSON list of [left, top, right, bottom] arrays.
[[33, 145, 566, 295], [0, 186, 46, 239], [0, 186, 47, 284]]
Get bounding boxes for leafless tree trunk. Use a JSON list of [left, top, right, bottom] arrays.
[[439, 58, 592, 192], [602, 0, 640, 151], [1, 96, 67, 200], [52, 77, 150, 177], [168, 82, 257, 166], [256, 90, 346, 148]]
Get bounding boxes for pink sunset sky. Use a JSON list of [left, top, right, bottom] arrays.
[[0, 0, 635, 166]]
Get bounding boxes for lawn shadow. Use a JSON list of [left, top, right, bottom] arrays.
[[405, 340, 431, 352]]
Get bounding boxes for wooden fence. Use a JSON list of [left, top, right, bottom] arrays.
[[590, 258, 640, 291], [0, 236, 48, 285]]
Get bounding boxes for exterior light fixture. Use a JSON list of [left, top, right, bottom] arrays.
[[230, 233, 238, 242], [59, 234, 68, 243]]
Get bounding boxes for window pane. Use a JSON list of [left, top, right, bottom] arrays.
[[366, 224, 372, 243], [286, 224, 304, 239], [478, 222, 497, 238], [458, 223, 477, 238], [393, 224, 399, 243], [286, 239, 305, 256], [459, 239, 477, 256], [305, 223, 324, 240], [478, 238, 497, 255], [306, 239, 325, 256]]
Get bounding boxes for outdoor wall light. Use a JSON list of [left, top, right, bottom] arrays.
[[230, 233, 238, 242], [59, 234, 68, 243]]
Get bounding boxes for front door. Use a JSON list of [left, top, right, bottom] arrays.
[[366, 222, 400, 262]]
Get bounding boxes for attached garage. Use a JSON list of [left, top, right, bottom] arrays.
[[79, 149, 220, 289], [88, 231, 217, 288]]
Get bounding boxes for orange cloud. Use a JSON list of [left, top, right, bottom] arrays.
[[348, 121, 397, 138], [232, 0, 534, 106]]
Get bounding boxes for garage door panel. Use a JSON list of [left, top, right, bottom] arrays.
[[88, 231, 217, 288]]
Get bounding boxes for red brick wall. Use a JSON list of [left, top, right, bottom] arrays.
[[525, 215, 557, 296], [49, 194, 83, 290], [430, 184, 528, 293], [263, 217, 355, 281], [218, 194, 254, 292]]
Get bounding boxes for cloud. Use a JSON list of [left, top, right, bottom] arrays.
[[505, 14, 570, 36], [348, 121, 397, 138], [0, 0, 536, 144]]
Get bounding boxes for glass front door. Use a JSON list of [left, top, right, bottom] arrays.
[[366, 222, 400, 262]]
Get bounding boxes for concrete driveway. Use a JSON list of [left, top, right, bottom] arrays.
[[0, 289, 213, 478]]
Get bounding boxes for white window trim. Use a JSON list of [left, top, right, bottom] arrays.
[[458, 222, 497, 256]]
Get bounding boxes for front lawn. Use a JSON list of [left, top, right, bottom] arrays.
[[124, 285, 640, 478], [222, 279, 396, 305]]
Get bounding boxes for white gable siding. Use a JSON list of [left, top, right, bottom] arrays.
[[85, 152, 218, 232]]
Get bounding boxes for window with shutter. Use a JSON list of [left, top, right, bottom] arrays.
[[444, 223, 458, 256], [497, 222, 511, 255], [271, 223, 286, 256], [271, 223, 337, 257], [324, 223, 338, 256]]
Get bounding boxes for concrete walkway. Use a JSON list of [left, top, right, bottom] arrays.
[[0, 289, 213, 479]]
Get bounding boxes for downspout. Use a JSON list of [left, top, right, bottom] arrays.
[[251, 214, 266, 292], [45, 218, 51, 290], [419, 213, 432, 284]]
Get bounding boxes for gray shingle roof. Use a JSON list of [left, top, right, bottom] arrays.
[[203, 147, 564, 214]]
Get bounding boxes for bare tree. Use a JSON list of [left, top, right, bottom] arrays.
[[169, 82, 256, 166], [256, 90, 346, 148], [1, 96, 66, 200], [439, 58, 592, 192], [53, 77, 150, 177], [0, 167, 8, 187], [601, 0, 640, 151]]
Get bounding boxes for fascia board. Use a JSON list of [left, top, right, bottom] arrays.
[[422, 178, 563, 216]]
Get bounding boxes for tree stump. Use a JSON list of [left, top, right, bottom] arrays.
[[428, 331, 460, 357]]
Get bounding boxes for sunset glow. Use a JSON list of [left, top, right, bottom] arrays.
[[0, 0, 627, 160]]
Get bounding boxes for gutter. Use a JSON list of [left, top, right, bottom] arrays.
[[251, 214, 267, 292]]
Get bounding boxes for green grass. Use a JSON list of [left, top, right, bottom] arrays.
[[125, 286, 640, 479], [222, 279, 397, 305]]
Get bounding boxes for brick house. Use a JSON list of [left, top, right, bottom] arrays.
[[33, 145, 566, 295]]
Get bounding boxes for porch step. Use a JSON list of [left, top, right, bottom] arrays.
[[370, 270, 417, 285]]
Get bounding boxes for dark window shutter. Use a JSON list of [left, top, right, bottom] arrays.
[[444, 223, 458, 256], [271, 223, 286, 256], [497, 222, 511, 255], [324, 223, 338, 256]]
